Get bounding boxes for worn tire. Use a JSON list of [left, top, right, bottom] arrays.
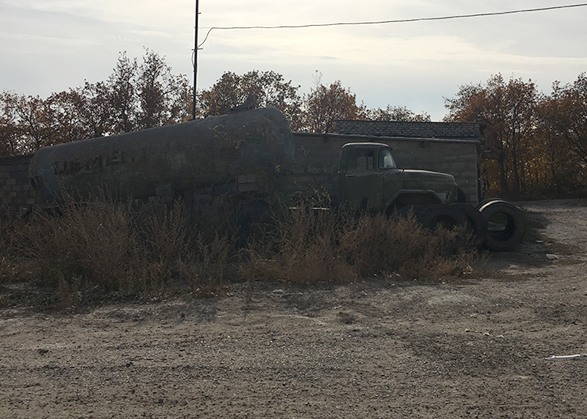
[[451, 202, 488, 246], [479, 201, 525, 251], [418, 204, 468, 230], [476, 198, 503, 211]]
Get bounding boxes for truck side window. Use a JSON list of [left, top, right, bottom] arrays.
[[350, 150, 375, 171], [378, 149, 396, 169], [350, 150, 375, 172]]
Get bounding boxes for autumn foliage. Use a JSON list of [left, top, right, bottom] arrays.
[[0, 50, 191, 155], [445, 73, 587, 197]]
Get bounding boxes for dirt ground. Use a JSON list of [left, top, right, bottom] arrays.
[[1, 199, 587, 418]]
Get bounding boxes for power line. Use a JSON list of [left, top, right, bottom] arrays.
[[198, 3, 587, 48]]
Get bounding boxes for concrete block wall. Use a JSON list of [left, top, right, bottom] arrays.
[[0, 155, 35, 215], [289, 133, 481, 205]]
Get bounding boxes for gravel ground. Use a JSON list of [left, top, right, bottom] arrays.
[[1, 199, 587, 418]]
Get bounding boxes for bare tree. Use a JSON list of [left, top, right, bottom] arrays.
[[299, 79, 366, 133], [136, 49, 191, 129], [198, 70, 302, 126], [366, 105, 430, 122]]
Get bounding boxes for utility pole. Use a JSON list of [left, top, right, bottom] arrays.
[[192, 0, 199, 120]]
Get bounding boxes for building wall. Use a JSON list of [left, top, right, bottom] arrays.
[[0, 155, 35, 215], [289, 133, 481, 205]]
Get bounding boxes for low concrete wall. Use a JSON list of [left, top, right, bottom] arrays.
[[0, 155, 34, 215], [290, 133, 481, 205]]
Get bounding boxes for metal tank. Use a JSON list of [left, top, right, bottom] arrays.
[[29, 107, 294, 203]]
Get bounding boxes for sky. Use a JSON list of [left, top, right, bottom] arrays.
[[1, 0, 586, 120]]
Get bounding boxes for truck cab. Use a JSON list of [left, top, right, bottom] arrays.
[[338, 143, 461, 213]]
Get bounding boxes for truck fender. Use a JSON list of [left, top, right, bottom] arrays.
[[385, 190, 444, 215]]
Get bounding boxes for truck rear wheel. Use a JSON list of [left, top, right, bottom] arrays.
[[418, 204, 468, 231], [479, 201, 525, 251], [394, 204, 427, 219], [450, 203, 488, 246]]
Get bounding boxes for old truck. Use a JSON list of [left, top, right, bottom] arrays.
[[336, 142, 525, 251], [28, 107, 525, 251]]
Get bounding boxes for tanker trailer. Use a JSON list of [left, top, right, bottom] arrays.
[[29, 107, 294, 206]]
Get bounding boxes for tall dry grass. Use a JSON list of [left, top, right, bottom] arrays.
[[5, 196, 233, 308], [340, 213, 474, 279], [1, 197, 478, 309], [243, 206, 476, 284], [0, 213, 22, 285], [244, 206, 356, 284]]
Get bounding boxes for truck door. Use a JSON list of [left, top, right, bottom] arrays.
[[340, 148, 382, 211], [379, 148, 403, 208]]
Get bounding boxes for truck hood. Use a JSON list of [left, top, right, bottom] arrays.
[[401, 169, 456, 188]]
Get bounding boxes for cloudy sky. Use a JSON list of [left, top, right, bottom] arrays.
[[1, 0, 586, 120]]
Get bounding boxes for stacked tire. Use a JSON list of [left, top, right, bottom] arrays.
[[477, 200, 525, 252], [416, 200, 525, 251]]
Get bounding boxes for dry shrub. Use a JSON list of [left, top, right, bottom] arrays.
[[0, 212, 43, 286], [178, 233, 232, 297], [140, 202, 192, 266], [340, 213, 475, 279], [0, 214, 21, 284], [244, 209, 476, 284], [244, 206, 356, 284], [131, 201, 194, 292], [57, 274, 81, 311], [4, 189, 478, 308], [143, 199, 235, 295], [16, 199, 141, 293], [10, 195, 235, 306], [187, 195, 242, 243]]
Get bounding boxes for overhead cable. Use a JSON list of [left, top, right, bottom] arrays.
[[198, 3, 587, 48]]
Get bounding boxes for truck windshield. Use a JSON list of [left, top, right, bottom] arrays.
[[378, 149, 396, 169]]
